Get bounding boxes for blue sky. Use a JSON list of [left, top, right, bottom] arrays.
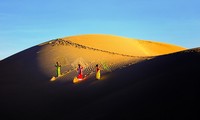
[[0, 0, 200, 59]]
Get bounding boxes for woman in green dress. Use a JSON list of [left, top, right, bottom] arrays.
[[55, 62, 61, 77]]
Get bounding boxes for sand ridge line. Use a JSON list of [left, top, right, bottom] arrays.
[[48, 38, 150, 59]]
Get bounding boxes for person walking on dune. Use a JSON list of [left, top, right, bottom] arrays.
[[55, 62, 61, 77], [77, 64, 83, 80], [96, 64, 101, 80]]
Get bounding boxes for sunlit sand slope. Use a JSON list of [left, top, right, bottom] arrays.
[[36, 34, 185, 79], [63, 34, 185, 56]]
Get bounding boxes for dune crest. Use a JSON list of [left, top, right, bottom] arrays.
[[62, 34, 186, 56]]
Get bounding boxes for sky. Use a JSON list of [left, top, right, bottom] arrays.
[[0, 0, 200, 60]]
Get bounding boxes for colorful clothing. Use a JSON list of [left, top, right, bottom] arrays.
[[77, 66, 83, 79], [55, 64, 61, 77], [96, 68, 101, 80]]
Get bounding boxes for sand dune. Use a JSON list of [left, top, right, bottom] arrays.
[[36, 34, 185, 79], [1, 34, 198, 120]]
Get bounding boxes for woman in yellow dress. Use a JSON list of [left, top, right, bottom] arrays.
[[96, 64, 101, 80]]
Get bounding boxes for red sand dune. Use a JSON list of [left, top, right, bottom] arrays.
[[0, 34, 199, 119]]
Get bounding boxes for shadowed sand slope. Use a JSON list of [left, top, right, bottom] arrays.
[[0, 46, 199, 119], [0, 34, 194, 120], [71, 47, 200, 120]]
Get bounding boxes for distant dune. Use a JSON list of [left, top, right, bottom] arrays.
[[1, 34, 199, 120]]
